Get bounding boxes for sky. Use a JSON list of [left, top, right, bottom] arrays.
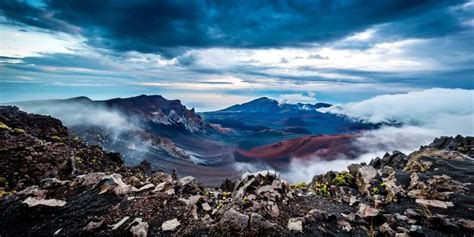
[[0, 0, 473, 111]]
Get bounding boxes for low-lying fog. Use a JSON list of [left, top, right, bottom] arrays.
[[236, 88, 474, 183]]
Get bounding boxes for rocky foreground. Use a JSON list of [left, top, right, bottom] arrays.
[[0, 106, 473, 236]]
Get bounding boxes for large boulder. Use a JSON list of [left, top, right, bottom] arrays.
[[219, 208, 249, 231], [377, 151, 408, 170], [230, 171, 291, 217], [356, 166, 377, 196], [428, 135, 474, 157], [161, 218, 180, 232], [287, 218, 303, 232], [97, 174, 134, 195], [129, 218, 149, 237]]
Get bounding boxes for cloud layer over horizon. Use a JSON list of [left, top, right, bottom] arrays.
[[0, 0, 473, 110]]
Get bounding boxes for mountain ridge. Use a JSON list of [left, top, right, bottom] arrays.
[[13, 94, 207, 133], [218, 97, 332, 113]]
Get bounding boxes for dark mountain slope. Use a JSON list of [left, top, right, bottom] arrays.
[[219, 97, 332, 113]]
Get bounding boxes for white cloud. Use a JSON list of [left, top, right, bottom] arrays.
[[345, 28, 376, 41], [17, 102, 133, 131], [0, 24, 84, 57], [321, 88, 474, 136], [277, 93, 318, 104], [278, 123, 462, 183], [273, 88, 474, 183]]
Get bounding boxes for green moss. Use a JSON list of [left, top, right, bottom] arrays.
[[0, 122, 11, 130], [13, 128, 26, 134], [313, 182, 330, 197], [289, 182, 307, 189]]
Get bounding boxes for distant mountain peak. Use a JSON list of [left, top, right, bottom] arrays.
[[219, 97, 280, 112], [64, 96, 92, 102], [14, 94, 207, 133], [253, 96, 273, 101], [218, 97, 331, 113], [102, 95, 206, 132]]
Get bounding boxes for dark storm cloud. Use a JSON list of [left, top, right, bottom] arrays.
[[0, 0, 468, 56], [0, 0, 78, 33]]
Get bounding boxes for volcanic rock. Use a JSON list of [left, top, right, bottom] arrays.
[[129, 218, 149, 237], [357, 204, 379, 218], [219, 208, 249, 231], [161, 218, 180, 232], [97, 174, 133, 195], [22, 197, 66, 207], [287, 218, 303, 232], [356, 166, 377, 195], [415, 199, 454, 209], [111, 216, 130, 231]]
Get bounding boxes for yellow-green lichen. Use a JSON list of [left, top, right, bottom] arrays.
[[0, 122, 11, 130], [222, 191, 231, 199], [51, 135, 62, 142], [370, 187, 380, 195], [0, 188, 8, 198], [13, 128, 26, 134], [242, 196, 249, 205]]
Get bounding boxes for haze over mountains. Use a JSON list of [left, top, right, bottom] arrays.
[[8, 94, 374, 183], [9, 88, 472, 184]]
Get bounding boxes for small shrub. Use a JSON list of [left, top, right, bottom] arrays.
[[332, 172, 353, 186], [314, 182, 330, 197], [370, 187, 380, 195], [289, 182, 306, 189], [332, 175, 346, 186]]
